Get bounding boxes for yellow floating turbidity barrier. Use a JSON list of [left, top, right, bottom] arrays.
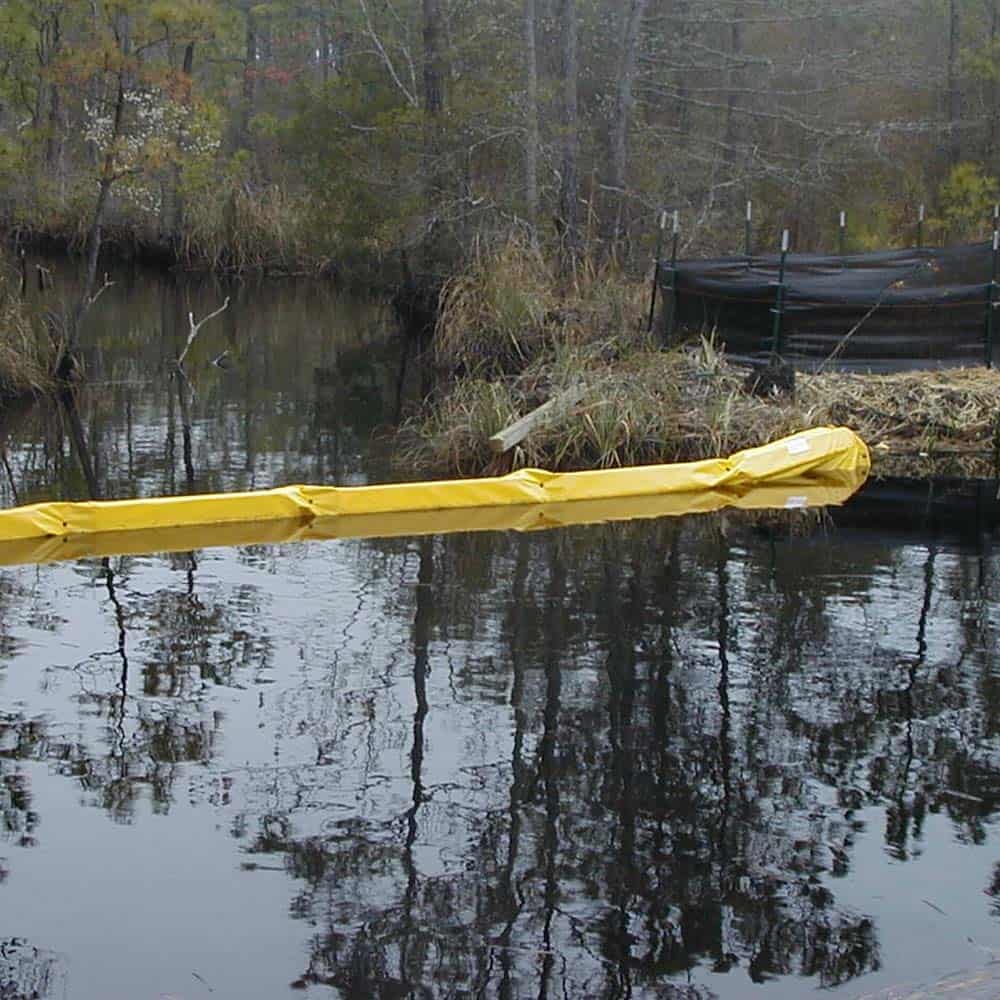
[[0, 426, 869, 567]]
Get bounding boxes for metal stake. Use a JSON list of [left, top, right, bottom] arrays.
[[646, 209, 667, 335], [745, 200, 753, 261], [988, 228, 999, 369], [771, 229, 790, 356], [667, 210, 680, 341], [839, 210, 846, 258]]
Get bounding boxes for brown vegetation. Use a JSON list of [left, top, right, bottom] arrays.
[[0, 268, 54, 401]]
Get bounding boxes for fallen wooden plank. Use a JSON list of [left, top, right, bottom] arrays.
[[488, 385, 586, 454]]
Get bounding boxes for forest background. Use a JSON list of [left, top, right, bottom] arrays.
[[0, 0, 997, 282]]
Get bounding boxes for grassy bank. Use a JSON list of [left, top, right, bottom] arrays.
[[4, 180, 390, 282], [400, 242, 1000, 479], [9, 193, 333, 278]]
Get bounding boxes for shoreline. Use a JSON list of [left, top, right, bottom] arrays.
[[4, 223, 401, 287]]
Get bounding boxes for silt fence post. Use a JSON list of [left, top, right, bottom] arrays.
[[987, 228, 999, 369], [665, 211, 680, 342], [646, 209, 667, 335], [770, 229, 790, 356]]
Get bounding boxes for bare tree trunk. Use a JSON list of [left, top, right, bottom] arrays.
[[723, 13, 744, 171], [557, 0, 580, 274], [948, 0, 962, 165], [990, 0, 998, 164], [240, 14, 257, 150], [80, 185, 111, 323], [422, 0, 445, 270], [71, 72, 127, 350], [423, 0, 443, 116], [44, 85, 62, 169], [609, 0, 649, 250], [673, 0, 692, 138], [168, 43, 197, 252], [85, 170, 114, 296], [523, 0, 540, 233], [320, 17, 330, 84], [60, 389, 100, 499], [34, 79, 46, 131], [34, 13, 54, 127], [42, 14, 63, 170]]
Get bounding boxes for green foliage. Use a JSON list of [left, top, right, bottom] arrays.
[[963, 37, 1000, 82], [848, 201, 904, 251], [938, 163, 999, 241], [0, 0, 994, 275], [148, 0, 226, 38], [278, 72, 425, 261]]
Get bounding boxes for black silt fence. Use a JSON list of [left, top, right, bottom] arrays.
[[659, 241, 1000, 372]]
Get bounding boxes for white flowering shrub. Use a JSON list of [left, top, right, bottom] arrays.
[[82, 87, 221, 217]]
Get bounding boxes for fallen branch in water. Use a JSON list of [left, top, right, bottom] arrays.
[[177, 296, 230, 369], [85, 273, 114, 312], [172, 297, 229, 491]]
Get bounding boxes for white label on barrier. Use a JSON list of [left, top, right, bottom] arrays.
[[785, 496, 808, 509], [786, 438, 811, 456]]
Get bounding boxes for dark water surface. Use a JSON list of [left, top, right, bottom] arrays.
[[0, 271, 999, 999]]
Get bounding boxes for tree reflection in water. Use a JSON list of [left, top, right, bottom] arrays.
[[0, 938, 65, 999], [215, 514, 1000, 998], [2, 497, 1000, 995]]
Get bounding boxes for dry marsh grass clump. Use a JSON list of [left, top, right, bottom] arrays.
[[182, 183, 318, 272], [799, 366, 1000, 477], [0, 277, 54, 399], [433, 237, 649, 376], [404, 332, 1000, 477], [434, 239, 557, 374], [402, 340, 732, 475]]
